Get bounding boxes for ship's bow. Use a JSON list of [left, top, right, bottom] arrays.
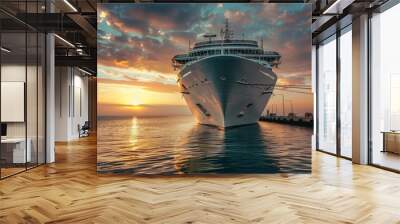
[[178, 55, 277, 128]]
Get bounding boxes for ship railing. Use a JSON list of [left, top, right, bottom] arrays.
[[194, 39, 258, 47], [176, 53, 280, 60], [172, 53, 281, 69]]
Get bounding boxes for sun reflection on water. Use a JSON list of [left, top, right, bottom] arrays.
[[129, 117, 139, 145]]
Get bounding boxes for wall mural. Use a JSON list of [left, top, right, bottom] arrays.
[[97, 3, 312, 174]]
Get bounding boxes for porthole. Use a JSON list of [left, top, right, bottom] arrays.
[[196, 103, 210, 117]]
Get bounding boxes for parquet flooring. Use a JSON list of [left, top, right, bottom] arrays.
[[1, 136, 400, 223]]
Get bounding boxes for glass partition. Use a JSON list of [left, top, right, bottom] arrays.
[[27, 30, 38, 169], [370, 3, 400, 171], [317, 35, 337, 154], [1, 30, 28, 177], [339, 27, 352, 158], [0, 1, 46, 179]]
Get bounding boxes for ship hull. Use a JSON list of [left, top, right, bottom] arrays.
[[178, 55, 277, 128]]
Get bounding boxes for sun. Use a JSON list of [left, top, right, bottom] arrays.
[[130, 98, 142, 106]]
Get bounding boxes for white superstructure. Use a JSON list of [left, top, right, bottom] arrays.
[[172, 20, 281, 128]]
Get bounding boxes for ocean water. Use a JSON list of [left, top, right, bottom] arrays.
[[97, 116, 312, 174]]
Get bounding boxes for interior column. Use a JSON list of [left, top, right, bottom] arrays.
[[352, 14, 369, 164]]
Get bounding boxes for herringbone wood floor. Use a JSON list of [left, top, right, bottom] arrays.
[[1, 136, 400, 224]]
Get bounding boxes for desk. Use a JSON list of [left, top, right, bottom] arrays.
[[382, 131, 400, 154], [1, 138, 31, 163]]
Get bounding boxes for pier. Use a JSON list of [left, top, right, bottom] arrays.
[[259, 112, 313, 128]]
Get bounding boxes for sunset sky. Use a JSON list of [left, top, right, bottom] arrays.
[[97, 3, 312, 117]]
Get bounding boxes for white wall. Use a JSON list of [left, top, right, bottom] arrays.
[[72, 73, 89, 138], [54, 67, 89, 141], [55, 67, 70, 141], [1, 65, 26, 138], [1, 65, 41, 139]]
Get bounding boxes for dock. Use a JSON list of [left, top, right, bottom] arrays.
[[259, 112, 313, 128]]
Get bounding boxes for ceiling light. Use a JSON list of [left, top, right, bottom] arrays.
[[76, 48, 85, 55], [63, 0, 78, 12], [78, 67, 93, 76], [1, 47, 11, 53], [322, 0, 355, 15], [54, 34, 75, 48], [323, 0, 342, 14]]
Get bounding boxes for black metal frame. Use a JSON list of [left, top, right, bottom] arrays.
[[315, 22, 353, 162], [337, 23, 352, 161], [315, 44, 319, 151], [0, 0, 47, 180], [336, 23, 341, 157], [315, 32, 338, 156], [367, 11, 373, 166]]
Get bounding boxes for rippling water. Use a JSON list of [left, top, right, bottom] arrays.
[[97, 116, 312, 174]]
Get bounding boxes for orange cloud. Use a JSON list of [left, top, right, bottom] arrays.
[[224, 10, 251, 25], [98, 103, 190, 117], [113, 60, 129, 68], [98, 78, 179, 93]]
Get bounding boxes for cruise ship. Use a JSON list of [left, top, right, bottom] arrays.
[[172, 20, 281, 128]]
